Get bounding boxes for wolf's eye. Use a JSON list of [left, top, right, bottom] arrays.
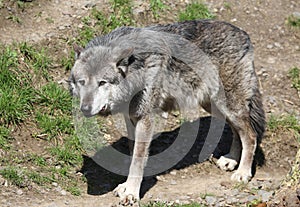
[[78, 79, 85, 86], [98, 80, 107, 87]]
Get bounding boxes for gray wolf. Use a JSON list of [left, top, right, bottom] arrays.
[[69, 20, 265, 205]]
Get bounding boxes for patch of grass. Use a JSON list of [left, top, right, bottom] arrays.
[[178, 1, 215, 22], [36, 82, 72, 114], [0, 126, 12, 150], [66, 185, 82, 196], [27, 171, 53, 185], [19, 42, 51, 80], [0, 167, 27, 187], [268, 114, 300, 141], [76, 0, 135, 46], [50, 135, 83, 166], [7, 15, 22, 24], [287, 13, 300, 28], [150, 0, 168, 19], [60, 50, 75, 71], [0, 87, 34, 125], [0, 166, 53, 187], [289, 67, 300, 91], [29, 154, 47, 166], [0, 45, 35, 125], [36, 112, 72, 140]]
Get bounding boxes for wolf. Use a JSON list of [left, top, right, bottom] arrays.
[[69, 20, 265, 205]]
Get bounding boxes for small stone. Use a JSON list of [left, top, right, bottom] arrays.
[[274, 42, 281, 48], [58, 26, 65, 30], [258, 190, 273, 202], [170, 171, 177, 175], [267, 44, 274, 49], [170, 180, 177, 185], [52, 182, 58, 187], [247, 195, 259, 202], [85, 3, 96, 8], [267, 57, 276, 64], [60, 190, 67, 196], [16, 189, 23, 195], [205, 196, 217, 205]]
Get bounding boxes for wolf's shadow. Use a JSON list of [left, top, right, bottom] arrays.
[[79, 116, 265, 197]]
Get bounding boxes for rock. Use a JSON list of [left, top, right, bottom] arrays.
[[16, 189, 23, 195], [52, 182, 58, 187], [60, 190, 67, 196], [85, 3, 96, 8], [205, 196, 217, 205], [258, 190, 273, 202], [170, 179, 177, 185], [292, 12, 300, 19], [267, 44, 274, 49]]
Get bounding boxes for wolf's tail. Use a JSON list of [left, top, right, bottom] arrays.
[[249, 88, 266, 141]]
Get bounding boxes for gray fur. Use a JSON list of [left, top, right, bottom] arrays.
[[69, 20, 265, 205]]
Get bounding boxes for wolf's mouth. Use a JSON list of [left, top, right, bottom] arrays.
[[100, 104, 107, 112], [99, 104, 110, 116]]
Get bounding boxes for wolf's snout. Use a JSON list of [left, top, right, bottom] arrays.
[[80, 104, 93, 117]]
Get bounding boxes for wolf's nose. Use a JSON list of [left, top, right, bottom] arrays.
[[81, 105, 92, 117]]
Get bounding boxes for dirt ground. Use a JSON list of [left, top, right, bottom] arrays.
[[0, 0, 300, 206]]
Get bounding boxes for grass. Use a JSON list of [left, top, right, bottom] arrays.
[[289, 67, 300, 91], [268, 114, 300, 141], [0, 45, 35, 125], [178, 1, 215, 22], [287, 13, 300, 28], [0, 166, 52, 187], [0, 42, 83, 195], [50, 135, 83, 166], [76, 0, 135, 46], [35, 112, 72, 140], [0, 126, 12, 150], [36, 82, 73, 114], [150, 0, 168, 19]]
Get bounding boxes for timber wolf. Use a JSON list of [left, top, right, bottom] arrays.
[[69, 20, 265, 205]]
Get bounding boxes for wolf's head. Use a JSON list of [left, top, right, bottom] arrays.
[[69, 45, 136, 117]]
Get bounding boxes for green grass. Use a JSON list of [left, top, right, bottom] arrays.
[[50, 135, 83, 166], [268, 114, 300, 141], [35, 112, 72, 140], [0, 126, 12, 150], [0, 45, 35, 125], [0, 166, 53, 187], [19, 42, 51, 80], [178, 1, 215, 22], [36, 82, 73, 114], [150, 0, 168, 19], [289, 67, 300, 91], [287, 13, 300, 28], [76, 0, 135, 46]]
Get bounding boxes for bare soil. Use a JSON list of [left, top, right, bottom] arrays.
[[0, 0, 299, 206]]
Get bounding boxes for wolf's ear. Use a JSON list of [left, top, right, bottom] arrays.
[[73, 44, 84, 59], [113, 47, 134, 78]]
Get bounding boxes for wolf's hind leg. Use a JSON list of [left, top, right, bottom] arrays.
[[230, 120, 257, 182]]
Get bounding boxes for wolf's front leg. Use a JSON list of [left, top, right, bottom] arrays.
[[113, 115, 153, 205]]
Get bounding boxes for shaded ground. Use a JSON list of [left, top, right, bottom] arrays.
[[0, 0, 299, 206]]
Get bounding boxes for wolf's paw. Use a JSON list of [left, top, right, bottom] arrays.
[[231, 169, 252, 183], [217, 155, 238, 171], [113, 182, 139, 206]]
